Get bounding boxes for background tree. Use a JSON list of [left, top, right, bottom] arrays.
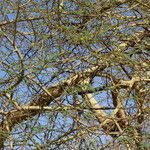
[[0, 0, 149, 149]]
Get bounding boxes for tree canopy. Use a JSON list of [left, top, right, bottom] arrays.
[[0, 0, 149, 149]]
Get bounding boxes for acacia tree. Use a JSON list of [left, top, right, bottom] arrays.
[[0, 0, 149, 149]]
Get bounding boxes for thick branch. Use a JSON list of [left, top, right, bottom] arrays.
[[0, 65, 104, 148]]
